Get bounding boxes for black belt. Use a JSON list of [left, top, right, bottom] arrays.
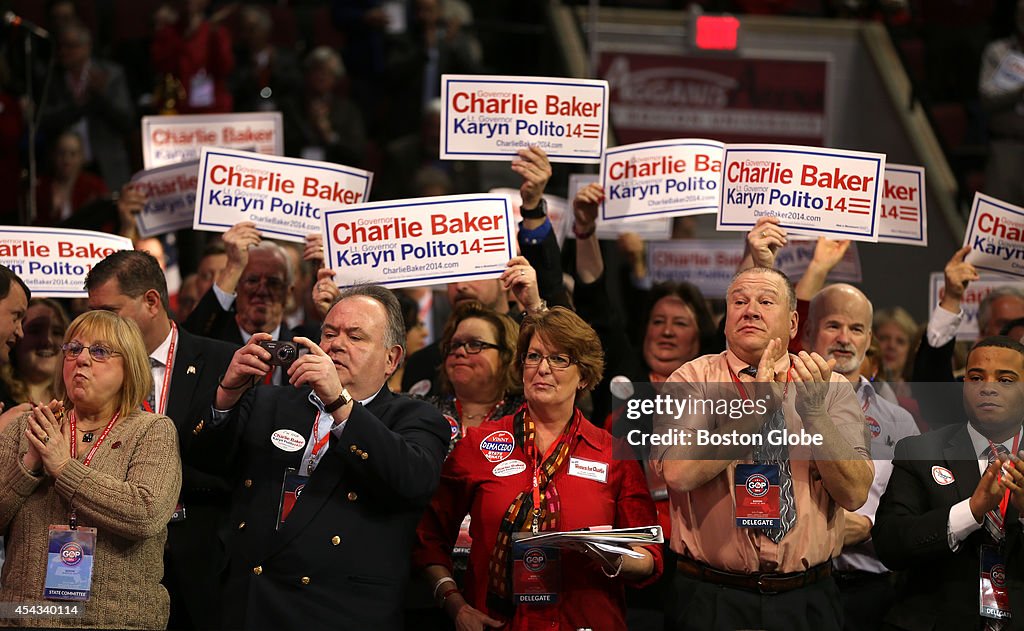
[[676, 556, 832, 594]]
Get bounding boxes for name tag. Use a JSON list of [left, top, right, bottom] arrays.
[[512, 534, 561, 605], [735, 463, 781, 528], [980, 544, 1012, 620], [44, 525, 96, 601], [568, 457, 608, 483]]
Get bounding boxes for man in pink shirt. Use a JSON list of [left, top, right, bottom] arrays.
[[651, 266, 873, 631]]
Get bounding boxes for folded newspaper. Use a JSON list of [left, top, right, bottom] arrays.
[[515, 526, 663, 560]]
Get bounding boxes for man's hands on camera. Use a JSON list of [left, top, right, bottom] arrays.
[[289, 337, 354, 420], [216, 333, 275, 410]]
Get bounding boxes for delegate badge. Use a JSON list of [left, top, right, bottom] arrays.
[[277, 468, 309, 529], [44, 525, 97, 601], [735, 463, 781, 529], [512, 533, 561, 606], [980, 544, 1012, 620]]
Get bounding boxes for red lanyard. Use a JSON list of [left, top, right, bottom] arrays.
[[528, 412, 575, 534], [69, 410, 120, 465], [728, 363, 791, 402], [989, 432, 1021, 526], [145, 323, 178, 415]]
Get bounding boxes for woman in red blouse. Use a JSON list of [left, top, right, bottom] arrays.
[[414, 307, 663, 630]]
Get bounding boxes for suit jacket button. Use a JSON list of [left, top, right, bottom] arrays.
[[350, 445, 358, 452], [193, 420, 205, 435], [361, 452, 368, 460], [301, 576, 311, 585], [331, 536, 341, 545], [347, 491, 358, 501], [238, 521, 246, 530], [244, 479, 253, 488], [253, 566, 262, 576]]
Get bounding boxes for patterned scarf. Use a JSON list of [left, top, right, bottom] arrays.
[[485, 405, 580, 616]]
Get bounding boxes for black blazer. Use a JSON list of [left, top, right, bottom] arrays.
[[162, 327, 238, 630], [873, 423, 1024, 630], [209, 385, 450, 631]]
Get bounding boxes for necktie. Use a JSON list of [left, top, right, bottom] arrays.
[[146, 357, 161, 413], [742, 364, 796, 542], [983, 444, 1010, 543]]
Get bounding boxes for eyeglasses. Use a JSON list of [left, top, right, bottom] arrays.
[[239, 275, 287, 293], [446, 340, 501, 355], [61, 341, 122, 362], [522, 351, 574, 370]]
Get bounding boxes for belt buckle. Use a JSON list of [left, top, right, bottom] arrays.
[[756, 575, 779, 595]]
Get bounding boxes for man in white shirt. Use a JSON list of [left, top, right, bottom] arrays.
[[803, 284, 919, 630], [875, 336, 1024, 630]]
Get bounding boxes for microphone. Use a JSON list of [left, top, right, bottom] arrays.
[[4, 12, 51, 39]]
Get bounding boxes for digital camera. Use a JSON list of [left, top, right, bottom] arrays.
[[258, 340, 308, 369]]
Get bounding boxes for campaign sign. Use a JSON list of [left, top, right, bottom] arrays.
[[0, 227, 132, 297], [441, 74, 608, 163], [963, 192, 1024, 278], [130, 160, 200, 237], [323, 194, 515, 289], [647, 240, 745, 298], [567, 174, 672, 240], [928, 272, 1022, 342], [600, 139, 724, 222], [488, 187, 570, 247], [195, 148, 373, 244], [141, 112, 283, 169], [877, 164, 927, 246], [993, 51, 1024, 92], [775, 239, 862, 284], [718, 144, 885, 242]]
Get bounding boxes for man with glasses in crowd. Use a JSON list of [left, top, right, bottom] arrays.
[[185, 222, 310, 384]]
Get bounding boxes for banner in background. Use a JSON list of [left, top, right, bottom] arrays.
[[141, 112, 283, 169]]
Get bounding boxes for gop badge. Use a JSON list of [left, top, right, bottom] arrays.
[[480, 430, 515, 463], [734, 463, 781, 528], [931, 465, 955, 486], [866, 416, 881, 438]]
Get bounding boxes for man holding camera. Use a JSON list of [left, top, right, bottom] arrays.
[[204, 284, 450, 631]]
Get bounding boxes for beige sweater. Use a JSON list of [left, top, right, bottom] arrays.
[[0, 409, 182, 629]]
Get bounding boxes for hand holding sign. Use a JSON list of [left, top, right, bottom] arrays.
[[942, 246, 980, 313], [312, 268, 340, 321], [304, 233, 325, 268], [220, 222, 262, 292], [513, 146, 552, 214], [117, 184, 146, 239], [573, 183, 604, 237], [501, 257, 542, 313], [745, 216, 788, 269]]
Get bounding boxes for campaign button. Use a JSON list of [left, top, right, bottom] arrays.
[[931, 465, 954, 486]]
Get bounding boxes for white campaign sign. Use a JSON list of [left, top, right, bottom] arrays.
[[0, 227, 133, 297], [600, 139, 724, 222], [130, 160, 200, 237], [141, 112, 283, 169], [877, 164, 927, 246], [717, 144, 885, 242], [928, 272, 1022, 341], [195, 148, 373, 243], [323, 194, 515, 289], [774, 239, 862, 283], [566, 174, 672, 241], [646, 240, 745, 298], [963, 192, 1024, 278], [440, 74, 608, 163]]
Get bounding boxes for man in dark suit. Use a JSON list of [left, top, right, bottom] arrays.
[[184, 222, 314, 380], [86, 250, 237, 630], [874, 336, 1024, 630], [206, 284, 449, 630]]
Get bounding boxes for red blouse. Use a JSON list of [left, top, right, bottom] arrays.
[[414, 409, 663, 631]]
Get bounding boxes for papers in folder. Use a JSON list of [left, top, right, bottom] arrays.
[[516, 526, 663, 561]]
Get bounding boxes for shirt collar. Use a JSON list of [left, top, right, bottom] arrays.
[[241, 324, 282, 345], [965, 422, 1023, 459], [150, 324, 175, 367]]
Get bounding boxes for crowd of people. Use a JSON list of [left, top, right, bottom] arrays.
[[0, 1, 1022, 631]]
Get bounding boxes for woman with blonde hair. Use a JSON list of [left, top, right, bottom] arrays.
[[0, 310, 181, 628]]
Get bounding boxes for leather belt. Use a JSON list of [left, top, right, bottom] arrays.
[[676, 556, 832, 594]]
